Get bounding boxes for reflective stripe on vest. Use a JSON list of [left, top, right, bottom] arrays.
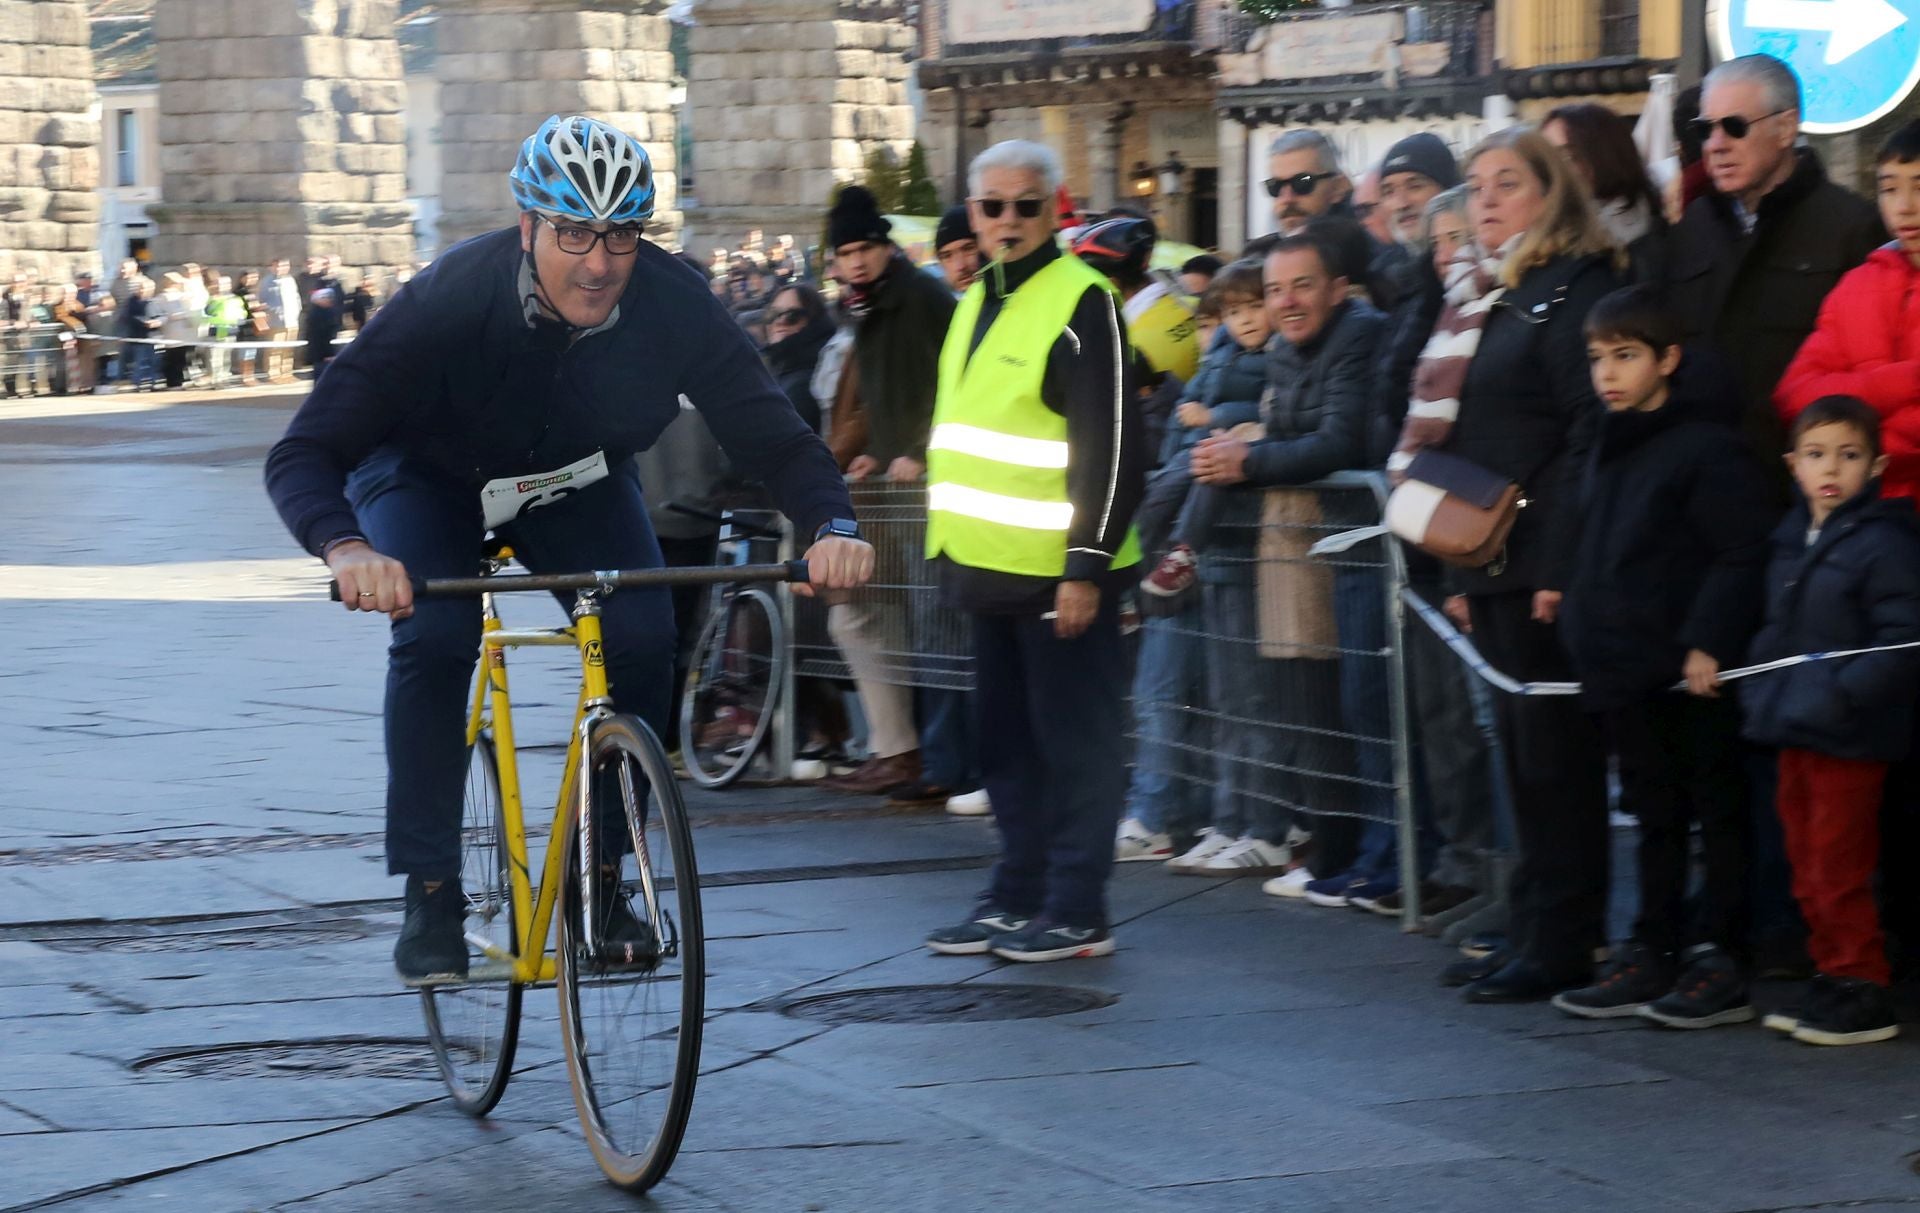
[[926, 252, 1141, 578]]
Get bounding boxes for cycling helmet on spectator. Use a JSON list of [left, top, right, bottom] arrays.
[[1071, 216, 1157, 281], [509, 115, 655, 225]]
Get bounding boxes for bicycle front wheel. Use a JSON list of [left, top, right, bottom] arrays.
[[421, 733, 523, 1116], [679, 586, 785, 788], [557, 713, 705, 1192]]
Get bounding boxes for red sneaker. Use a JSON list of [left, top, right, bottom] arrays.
[[1141, 544, 1198, 597]]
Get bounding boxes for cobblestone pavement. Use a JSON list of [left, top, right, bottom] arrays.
[[5, 392, 1920, 1212]]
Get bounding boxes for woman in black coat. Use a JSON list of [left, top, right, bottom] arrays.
[[761, 283, 835, 435], [1543, 104, 1670, 285], [1434, 127, 1628, 1002]]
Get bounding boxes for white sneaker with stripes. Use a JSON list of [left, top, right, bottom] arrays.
[[1115, 818, 1175, 862], [1262, 867, 1313, 898], [1196, 836, 1292, 877], [1166, 828, 1233, 873]]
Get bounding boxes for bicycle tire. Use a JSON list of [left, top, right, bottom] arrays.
[[557, 713, 704, 1192], [421, 733, 523, 1117], [678, 586, 786, 788]]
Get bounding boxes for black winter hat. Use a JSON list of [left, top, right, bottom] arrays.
[[935, 204, 975, 250], [828, 185, 892, 249], [1379, 132, 1462, 190]]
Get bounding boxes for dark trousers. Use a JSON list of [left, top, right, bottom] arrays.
[[1468, 591, 1608, 976], [657, 532, 720, 737], [974, 600, 1129, 928], [919, 687, 977, 789], [347, 451, 675, 879], [161, 346, 189, 387], [1406, 578, 1500, 889], [1603, 693, 1750, 957]]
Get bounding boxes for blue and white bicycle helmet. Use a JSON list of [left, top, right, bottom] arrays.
[[509, 115, 655, 225]]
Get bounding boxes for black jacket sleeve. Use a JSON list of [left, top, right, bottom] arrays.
[[1043, 284, 1146, 581], [264, 271, 450, 556], [1837, 525, 1920, 713], [1536, 267, 1619, 591], [1242, 309, 1385, 486], [1678, 438, 1776, 665]]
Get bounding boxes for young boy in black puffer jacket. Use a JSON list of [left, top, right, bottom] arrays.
[[1555, 287, 1776, 1029], [1743, 395, 1920, 1046]]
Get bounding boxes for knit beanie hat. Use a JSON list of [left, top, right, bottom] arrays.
[[935, 204, 975, 250], [828, 185, 892, 249], [1379, 132, 1462, 190]]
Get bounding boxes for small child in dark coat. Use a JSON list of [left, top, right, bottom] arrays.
[[1555, 287, 1776, 1028], [1743, 395, 1920, 1046]]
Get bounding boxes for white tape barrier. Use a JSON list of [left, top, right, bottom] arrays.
[[73, 332, 352, 351]]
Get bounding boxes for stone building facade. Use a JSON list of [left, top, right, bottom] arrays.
[[682, 0, 913, 254], [147, 0, 414, 271], [1, 0, 100, 280], [433, 0, 680, 248]]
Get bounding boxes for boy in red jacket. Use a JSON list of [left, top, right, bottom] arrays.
[[1777, 120, 1920, 500]]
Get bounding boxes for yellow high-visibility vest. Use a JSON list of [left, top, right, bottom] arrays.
[[926, 253, 1142, 578]]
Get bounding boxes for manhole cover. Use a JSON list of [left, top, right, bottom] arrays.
[[42, 922, 370, 954], [134, 1038, 461, 1080], [773, 984, 1114, 1026]]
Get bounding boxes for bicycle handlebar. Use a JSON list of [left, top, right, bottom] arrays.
[[330, 560, 810, 601], [661, 501, 784, 541]]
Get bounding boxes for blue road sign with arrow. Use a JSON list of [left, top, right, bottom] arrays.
[[1712, 0, 1920, 132]]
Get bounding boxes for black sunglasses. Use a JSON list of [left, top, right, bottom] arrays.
[[1265, 172, 1335, 198], [971, 196, 1046, 219], [540, 216, 642, 256], [766, 307, 807, 326], [1684, 108, 1791, 142]]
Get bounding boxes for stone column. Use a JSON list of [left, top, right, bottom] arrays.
[[1217, 117, 1247, 255], [149, 0, 413, 274], [434, 0, 679, 248], [1086, 106, 1130, 214], [0, 0, 99, 280], [683, 0, 914, 255]]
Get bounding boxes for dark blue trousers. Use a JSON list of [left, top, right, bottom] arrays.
[[974, 600, 1129, 928], [347, 451, 676, 879]]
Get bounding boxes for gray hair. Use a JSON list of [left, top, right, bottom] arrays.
[[1420, 185, 1469, 247], [1268, 128, 1342, 175], [1704, 53, 1802, 115], [968, 140, 1063, 198]]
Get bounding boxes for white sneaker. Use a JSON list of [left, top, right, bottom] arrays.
[[1196, 836, 1292, 877], [1166, 828, 1234, 874], [1262, 867, 1313, 898], [1115, 817, 1175, 862], [945, 788, 991, 816]]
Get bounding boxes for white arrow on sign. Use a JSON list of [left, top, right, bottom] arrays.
[[1745, 0, 1909, 64]]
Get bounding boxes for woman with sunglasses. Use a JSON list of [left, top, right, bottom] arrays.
[[762, 282, 835, 435]]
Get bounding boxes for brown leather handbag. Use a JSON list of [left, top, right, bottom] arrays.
[[1384, 449, 1526, 571]]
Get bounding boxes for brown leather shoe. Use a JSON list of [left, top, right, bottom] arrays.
[[819, 750, 921, 796]]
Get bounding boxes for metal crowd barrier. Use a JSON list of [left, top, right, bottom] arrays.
[[1, 323, 77, 397]]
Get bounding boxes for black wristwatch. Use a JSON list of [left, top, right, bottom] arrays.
[[814, 518, 862, 543]]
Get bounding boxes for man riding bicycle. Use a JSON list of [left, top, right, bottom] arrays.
[[265, 115, 874, 984]]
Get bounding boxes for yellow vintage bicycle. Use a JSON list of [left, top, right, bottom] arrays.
[[339, 548, 807, 1191]]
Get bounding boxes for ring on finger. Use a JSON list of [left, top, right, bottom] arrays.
[[358, 590, 375, 598]]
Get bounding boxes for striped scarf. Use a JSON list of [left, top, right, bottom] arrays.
[[1388, 237, 1513, 476]]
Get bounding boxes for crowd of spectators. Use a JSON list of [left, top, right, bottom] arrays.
[[1, 254, 403, 398], [733, 52, 1920, 1048]]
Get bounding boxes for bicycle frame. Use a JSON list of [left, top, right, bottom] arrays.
[[462, 587, 625, 986]]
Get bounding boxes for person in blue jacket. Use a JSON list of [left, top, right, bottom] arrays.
[[265, 115, 873, 984], [1742, 395, 1920, 1046]]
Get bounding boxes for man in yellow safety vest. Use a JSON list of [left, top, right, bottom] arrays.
[[921, 139, 1147, 963]]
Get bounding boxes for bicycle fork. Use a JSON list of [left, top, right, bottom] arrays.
[[572, 588, 669, 968]]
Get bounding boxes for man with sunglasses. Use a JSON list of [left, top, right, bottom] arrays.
[[265, 114, 872, 984], [1664, 53, 1885, 484], [1266, 129, 1355, 238]]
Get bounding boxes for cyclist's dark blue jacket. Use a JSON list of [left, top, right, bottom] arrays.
[[265, 228, 853, 556]]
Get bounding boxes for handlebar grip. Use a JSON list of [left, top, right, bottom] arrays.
[[786, 559, 810, 584], [328, 580, 340, 602], [327, 578, 429, 602]]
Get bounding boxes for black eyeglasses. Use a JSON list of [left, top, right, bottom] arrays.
[[1684, 108, 1791, 142], [970, 196, 1046, 220], [1265, 172, 1335, 198], [766, 307, 807, 326], [540, 216, 642, 256]]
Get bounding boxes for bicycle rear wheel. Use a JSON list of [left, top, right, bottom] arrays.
[[557, 713, 704, 1192], [678, 586, 785, 788], [421, 733, 523, 1116]]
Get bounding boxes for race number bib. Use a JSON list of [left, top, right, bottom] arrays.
[[480, 451, 610, 529]]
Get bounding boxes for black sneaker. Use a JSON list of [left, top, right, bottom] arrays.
[[395, 875, 469, 986], [1763, 974, 1839, 1035], [990, 918, 1115, 963], [1639, 944, 1755, 1029], [594, 869, 660, 968], [1551, 941, 1674, 1020], [925, 905, 1032, 955], [1791, 977, 1901, 1046], [1440, 947, 1510, 988]]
